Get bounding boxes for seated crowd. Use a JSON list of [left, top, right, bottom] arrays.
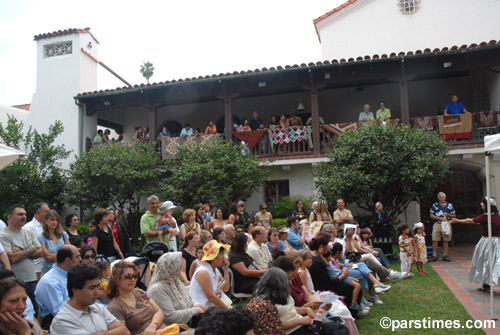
[[0, 197, 411, 335]]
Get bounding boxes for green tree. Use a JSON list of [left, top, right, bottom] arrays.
[[313, 123, 450, 217], [65, 142, 166, 239], [0, 115, 70, 216], [162, 138, 269, 209], [140, 61, 154, 84]]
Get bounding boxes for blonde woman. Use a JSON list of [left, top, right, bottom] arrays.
[[180, 209, 201, 240]]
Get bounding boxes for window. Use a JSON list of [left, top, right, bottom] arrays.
[[264, 180, 290, 204], [44, 42, 72, 58], [399, 0, 420, 15]]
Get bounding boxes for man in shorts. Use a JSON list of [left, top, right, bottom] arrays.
[[429, 192, 456, 262]]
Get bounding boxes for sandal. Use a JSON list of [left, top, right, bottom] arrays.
[[478, 284, 490, 292]]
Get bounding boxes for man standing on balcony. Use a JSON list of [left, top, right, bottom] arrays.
[[429, 192, 456, 262], [359, 104, 374, 123], [249, 111, 263, 131], [444, 94, 470, 116]]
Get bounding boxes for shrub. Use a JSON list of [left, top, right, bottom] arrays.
[[272, 218, 288, 228], [268, 196, 314, 219]]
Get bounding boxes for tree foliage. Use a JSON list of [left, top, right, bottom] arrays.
[[140, 61, 154, 84], [161, 138, 269, 209], [0, 115, 70, 216], [65, 142, 166, 214], [313, 123, 450, 217]]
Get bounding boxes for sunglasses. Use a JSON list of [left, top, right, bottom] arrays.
[[84, 255, 95, 260], [261, 207, 267, 210], [121, 274, 138, 280]]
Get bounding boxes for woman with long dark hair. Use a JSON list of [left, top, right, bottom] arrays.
[[64, 214, 84, 248], [451, 197, 500, 291], [229, 233, 266, 294]]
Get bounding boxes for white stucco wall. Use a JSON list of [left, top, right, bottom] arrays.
[[245, 163, 317, 214], [0, 104, 28, 126], [24, 32, 98, 168], [317, 0, 500, 61]]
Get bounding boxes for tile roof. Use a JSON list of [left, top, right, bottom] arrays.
[[34, 28, 100, 44], [11, 104, 30, 111], [313, 0, 359, 42], [76, 39, 500, 98]]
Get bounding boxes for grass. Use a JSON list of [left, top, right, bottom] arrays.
[[355, 261, 485, 335]]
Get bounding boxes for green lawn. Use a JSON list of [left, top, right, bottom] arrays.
[[355, 261, 485, 335]]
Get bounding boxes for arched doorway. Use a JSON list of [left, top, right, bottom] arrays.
[[157, 120, 182, 137], [215, 115, 242, 134]]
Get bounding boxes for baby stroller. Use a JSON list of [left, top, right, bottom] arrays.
[[140, 241, 170, 263]]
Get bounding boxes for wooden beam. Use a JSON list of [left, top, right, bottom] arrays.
[[310, 88, 321, 155], [224, 96, 233, 142]]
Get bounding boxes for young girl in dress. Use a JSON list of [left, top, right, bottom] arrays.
[[413, 222, 428, 275], [397, 223, 417, 277], [296, 249, 315, 295]]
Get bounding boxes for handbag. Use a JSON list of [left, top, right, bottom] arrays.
[[159, 324, 189, 335], [441, 221, 451, 235]]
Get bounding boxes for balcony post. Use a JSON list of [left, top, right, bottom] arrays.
[[399, 79, 410, 124], [224, 96, 233, 142], [310, 88, 321, 154]]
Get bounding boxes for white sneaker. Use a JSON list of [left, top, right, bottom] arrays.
[[374, 284, 391, 294], [356, 309, 369, 318]]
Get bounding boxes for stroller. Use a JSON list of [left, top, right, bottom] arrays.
[[140, 241, 170, 263]]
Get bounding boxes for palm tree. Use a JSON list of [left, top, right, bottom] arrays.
[[140, 61, 154, 84]]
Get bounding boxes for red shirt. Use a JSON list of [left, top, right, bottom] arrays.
[[473, 214, 500, 237], [112, 224, 122, 250]]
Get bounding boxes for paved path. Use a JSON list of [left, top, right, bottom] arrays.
[[431, 245, 500, 334]]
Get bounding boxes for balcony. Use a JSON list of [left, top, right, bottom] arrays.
[[154, 111, 498, 160]]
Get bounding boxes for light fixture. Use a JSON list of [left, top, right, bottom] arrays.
[[325, 73, 331, 79], [258, 82, 266, 88], [297, 101, 305, 111], [443, 61, 453, 68], [87, 42, 93, 49], [103, 101, 110, 106]]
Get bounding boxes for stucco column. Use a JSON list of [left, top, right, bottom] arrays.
[[148, 105, 156, 142], [310, 88, 321, 154], [224, 97, 233, 142]]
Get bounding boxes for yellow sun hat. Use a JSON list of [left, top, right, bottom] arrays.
[[201, 239, 230, 262]]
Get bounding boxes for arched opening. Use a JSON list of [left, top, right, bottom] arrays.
[[215, 114, 242, 133], [157, 120, 183, 137]]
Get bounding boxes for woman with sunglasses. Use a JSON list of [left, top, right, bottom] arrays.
[[266, 228, 286, 252], [107, 261, 165, 335], [80, 246, 96, 265], [254, 203, 273, 230]]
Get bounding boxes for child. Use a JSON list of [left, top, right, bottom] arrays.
[[189, 245, 205, 280], [397, 223, 417, 276], [325, 250, 362, 311], [96, 261, 111, 305], [156, 202, 176, 241], [413, 222, 428, 275], [297, 249, 315, 295]]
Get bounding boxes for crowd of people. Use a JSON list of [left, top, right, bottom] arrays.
[[1, 190, 499, 335]]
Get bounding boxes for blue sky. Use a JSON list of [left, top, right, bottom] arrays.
[[0, 0, 343, 106]]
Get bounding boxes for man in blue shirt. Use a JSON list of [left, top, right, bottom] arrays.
[[35, 245, 81, 330], [428, 192, 456, 262], [444, 95, 469, 115], [180, 123, 193, 137], [286, 216, 306, 250]]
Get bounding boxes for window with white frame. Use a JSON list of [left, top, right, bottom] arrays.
[[399, 0, 420, 15], [44, 42, 72, 58]]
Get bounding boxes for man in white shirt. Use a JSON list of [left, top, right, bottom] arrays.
[[23, 202, 49, 280], [246, 226, 271, 269], [0, 219, 6, 231], [51, 263, 130, 335]]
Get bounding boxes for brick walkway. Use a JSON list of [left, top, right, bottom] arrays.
[[431, 245, 500, 334]]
